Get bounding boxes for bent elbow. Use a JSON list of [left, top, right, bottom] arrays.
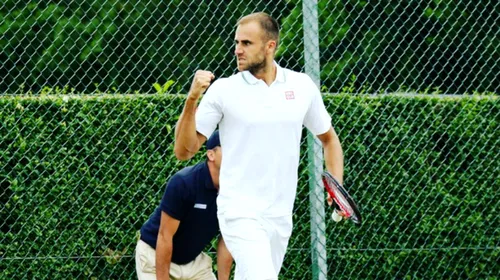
[[174, 145, 193, 161], [175, 153, 191, 161]]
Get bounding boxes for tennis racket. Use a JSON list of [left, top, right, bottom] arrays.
[[322, 171, 362, 225]]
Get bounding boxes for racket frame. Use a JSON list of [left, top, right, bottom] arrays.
[[321, 171, 362, 225]]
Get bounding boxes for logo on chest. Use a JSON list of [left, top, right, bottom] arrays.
[[285, 90, 295, 100], [194, 203, 207, 209]]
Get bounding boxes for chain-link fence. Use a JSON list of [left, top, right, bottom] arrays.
[[1, 1, 499, 279], [0, 1, 498, 94]]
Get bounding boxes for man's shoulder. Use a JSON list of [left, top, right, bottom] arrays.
[[203, 74, 242, 98], [282, 68, 313, 83], [212, 72, 243, 86], [173, 162, 204, 181], [167, 163, 198, 190]]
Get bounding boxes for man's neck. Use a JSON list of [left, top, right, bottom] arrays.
[[252, 61, 277, 86]]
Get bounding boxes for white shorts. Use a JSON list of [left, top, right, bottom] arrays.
[[135, 239, 216, 280], [218, 213, 293, 280]]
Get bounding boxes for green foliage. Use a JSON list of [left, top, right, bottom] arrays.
[[0, 94, 199, 279], [0, 94, 498, 279], [1, 1, 498, 94], [153, 80, 175, 95], [316, 0, 500, 93], [315, 93, 499, 279]]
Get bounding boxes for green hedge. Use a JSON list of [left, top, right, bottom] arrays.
[[0, 94, 498, 279], [319, 94, 499, 279]]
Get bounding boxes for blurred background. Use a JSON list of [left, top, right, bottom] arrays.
[[1, 0, 498, 94]]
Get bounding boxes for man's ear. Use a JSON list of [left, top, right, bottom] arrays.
[[267, 40, 277, 54], [206, 150, 215, 161]]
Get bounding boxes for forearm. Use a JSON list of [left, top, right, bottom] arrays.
[[155, 235, 173, 280], [217, 236, 233, 280], [323, 130, 344, 184], [174, 96, 199, 160]]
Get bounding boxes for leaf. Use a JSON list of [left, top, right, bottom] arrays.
[[153, 83, 162, 94], [162, 80, 175, 93]]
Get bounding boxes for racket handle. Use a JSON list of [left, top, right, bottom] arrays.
[[331, 210, 343, 222]]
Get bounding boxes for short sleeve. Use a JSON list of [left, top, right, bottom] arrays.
[[159, 174, 189, 220], [302, 76, 332, 135], [196, 80, 224, 139]]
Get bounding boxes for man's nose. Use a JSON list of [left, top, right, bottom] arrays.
[[234, 46, 243, 55]]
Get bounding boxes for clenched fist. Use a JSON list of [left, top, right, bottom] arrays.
[[188, 70, 215, 101]]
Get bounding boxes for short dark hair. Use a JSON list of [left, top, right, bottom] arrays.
[[237, 12, 280, 46]]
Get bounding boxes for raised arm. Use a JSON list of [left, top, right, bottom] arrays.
[[156, 211, 180, 280], [174, 70, 214, 160], [216, 235, 233, 280]]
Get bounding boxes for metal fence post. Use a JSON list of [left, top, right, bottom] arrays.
[[303, 1, 327, 279]]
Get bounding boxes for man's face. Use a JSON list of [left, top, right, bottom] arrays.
[[234, 22, 269, 73], [213, 146, 222, 169]]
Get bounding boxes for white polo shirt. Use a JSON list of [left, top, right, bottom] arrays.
[[195, 63, 332, 217]]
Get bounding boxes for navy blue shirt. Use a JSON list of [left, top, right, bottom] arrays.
[[140, 162, 219, 264]]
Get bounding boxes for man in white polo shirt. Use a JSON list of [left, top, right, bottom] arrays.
[[174, 12, 344, 280]]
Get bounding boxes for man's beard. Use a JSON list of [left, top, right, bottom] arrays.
[[247, 58, 266, 75]]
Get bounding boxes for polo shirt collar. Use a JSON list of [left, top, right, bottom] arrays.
[[201, 162, 217, 190], [241, 61, 286, 85]]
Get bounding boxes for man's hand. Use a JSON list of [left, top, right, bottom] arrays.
[[326, 192, 333, 206], [327, 189, 347, 222], [188, 70, 215, 101]]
